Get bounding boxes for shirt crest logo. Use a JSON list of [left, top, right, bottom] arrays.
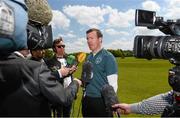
[[95, 56, 102, 64]]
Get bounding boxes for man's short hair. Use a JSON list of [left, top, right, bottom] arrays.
[[52, 37, 64, 52], [53, 37, 63, 48], [86, 28, 103, 38]]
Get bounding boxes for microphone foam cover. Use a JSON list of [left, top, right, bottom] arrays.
[[25, 0, 53, 25], [101, 84, 119, 108], [81, 61, 93, 83]]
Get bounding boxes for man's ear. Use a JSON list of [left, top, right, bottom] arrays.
[[99, 37, 102, 43]]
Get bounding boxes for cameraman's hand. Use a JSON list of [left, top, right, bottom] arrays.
[[59, 67, 70, 77], [73, 78, 82, 87], [112, 103, 131, 115]]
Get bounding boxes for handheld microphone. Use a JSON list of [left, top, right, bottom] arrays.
[[101, 84, 120, 117], [66, 52, 86, 67], [66, 55, 77, 67], [81, 61, 93, 87]]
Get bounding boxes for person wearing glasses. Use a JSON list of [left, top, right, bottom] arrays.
[[45, 37, 77, 117]]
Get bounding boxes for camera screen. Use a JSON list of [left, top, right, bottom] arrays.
[[135, 9, 156, 27]]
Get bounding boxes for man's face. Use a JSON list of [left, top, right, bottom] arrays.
[[55, 41, 65, 56], [87, 31, 102, 52]]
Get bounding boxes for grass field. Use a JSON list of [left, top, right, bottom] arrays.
[[71, 57, 173, 117]]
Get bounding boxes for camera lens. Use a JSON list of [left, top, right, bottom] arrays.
[[134, 35, 180, 59]]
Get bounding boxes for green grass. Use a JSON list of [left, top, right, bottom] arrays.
[[71, 57, 173, 117]]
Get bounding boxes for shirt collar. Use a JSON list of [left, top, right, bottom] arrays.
[[14, 51, 25, 58], [92, 47, 103, 56]]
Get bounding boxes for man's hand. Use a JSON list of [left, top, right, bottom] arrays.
[[112, 103, 131, 115], [69, 65, 77, 74], [60, 67, 70, 77]]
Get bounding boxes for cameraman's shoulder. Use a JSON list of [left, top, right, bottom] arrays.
[[25, 58, 43, 68]]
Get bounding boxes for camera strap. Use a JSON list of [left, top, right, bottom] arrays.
[[10, 0, 28, 11]]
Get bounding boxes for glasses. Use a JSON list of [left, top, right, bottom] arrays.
[[56, 45, 65, 48]]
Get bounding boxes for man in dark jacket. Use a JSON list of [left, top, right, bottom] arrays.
[[46, 37, 77, 117], [0, 0, 81, 116], [0, 52, 80, 116]]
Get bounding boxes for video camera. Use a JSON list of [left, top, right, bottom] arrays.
[[134, 9, 180, 117], [27, 20, 53, 50], [134, 9, 180, 63]]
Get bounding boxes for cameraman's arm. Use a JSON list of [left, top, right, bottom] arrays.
[[130, 91, 173, 115], [38, 63, 80, 106]]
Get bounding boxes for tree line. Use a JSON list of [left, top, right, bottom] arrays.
[[44, 49, 133, 59]]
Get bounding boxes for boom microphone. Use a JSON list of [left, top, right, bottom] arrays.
[[101, 84, 120, 117], [81, 61, 93, 87]]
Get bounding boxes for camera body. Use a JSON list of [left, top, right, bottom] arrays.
[[134, 9, 180, 61]]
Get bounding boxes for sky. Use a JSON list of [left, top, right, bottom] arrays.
[[47, 0, 180, 53]]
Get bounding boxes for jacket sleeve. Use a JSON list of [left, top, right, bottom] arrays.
[[130, 91, 173, 115], [38, 63, 79, 106]]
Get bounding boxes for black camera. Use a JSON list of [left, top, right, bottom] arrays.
[[134, 9, 180, 61], [134, 9, 180, 116], [27, 20, 53, 50]]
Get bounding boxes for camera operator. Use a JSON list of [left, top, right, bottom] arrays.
[[0, 0, 81, 116], [112, 91, 173, 115]]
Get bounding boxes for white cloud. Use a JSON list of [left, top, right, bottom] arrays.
[[65, 37, 90, 53], [59, 32, 76, 39], [50, 10, 70, 29], [63, 5, 107, 27], [166, 0, 180, 7], [63, 5, 134, 29], [133, 27, 165, 36], [142, 0, 160, 11], [164, 0, 180, 19], [105, 28, 129, 36], [105, 39, 133, 50], [107, 9, 134, 28]]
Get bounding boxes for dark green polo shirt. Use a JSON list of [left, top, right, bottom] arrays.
[[85, 48, 118, 97]]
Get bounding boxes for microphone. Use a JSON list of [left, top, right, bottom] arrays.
[[101, 84, 120, 117], [66, 52, 86, 67], [81, 61, 93, 87], [66, 55, 78, 67]]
